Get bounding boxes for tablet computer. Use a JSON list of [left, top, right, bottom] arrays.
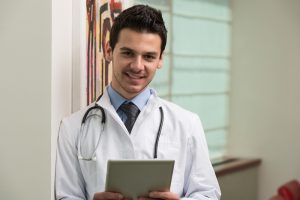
[[105, 160, 175, 200]]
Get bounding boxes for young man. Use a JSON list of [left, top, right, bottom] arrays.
[[55, 5, 221, 200]]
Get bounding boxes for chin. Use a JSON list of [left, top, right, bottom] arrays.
[[126, 85, 144, 94]]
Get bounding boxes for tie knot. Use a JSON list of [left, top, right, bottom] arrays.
[[119, 102, 140, 133], [119, 102, 140, 118]]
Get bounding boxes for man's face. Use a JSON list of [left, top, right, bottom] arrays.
[[106, 28, 163, 99]]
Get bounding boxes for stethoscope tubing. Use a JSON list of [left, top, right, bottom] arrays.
[[153, 106, 163, 159], [81, 105, 105, 124], [78, 97, 164, 160]]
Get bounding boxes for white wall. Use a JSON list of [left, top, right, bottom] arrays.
[[0, 0, 51, 199], [229, 0, 300, 199], [51, 0, 73, 199], [0, 0, 72, 199]]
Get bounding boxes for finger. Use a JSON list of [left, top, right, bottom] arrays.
[[93, 192, 124, 200], [149, 191, 179, 200], [137, 197, 153, 200]]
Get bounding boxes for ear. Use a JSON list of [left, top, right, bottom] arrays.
[[157, 53, 164, 69], [104, 41, 113, 62]]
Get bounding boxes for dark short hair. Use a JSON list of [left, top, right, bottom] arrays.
[[109, 5, 167, 55]]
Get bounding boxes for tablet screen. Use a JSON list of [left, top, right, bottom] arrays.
[[105, 160, 175, 200]]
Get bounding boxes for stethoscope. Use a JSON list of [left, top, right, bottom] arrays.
[[77, 95, 164, 161]]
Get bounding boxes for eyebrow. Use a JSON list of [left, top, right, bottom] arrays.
[[119, 47, 158, 56]]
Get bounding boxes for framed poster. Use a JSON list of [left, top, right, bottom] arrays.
[[86, 0, 125, 104]]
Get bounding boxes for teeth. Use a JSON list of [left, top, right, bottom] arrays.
[[127, 72, 143, 79]]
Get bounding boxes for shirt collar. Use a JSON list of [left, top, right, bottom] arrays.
[[107, 84, 152, 111]]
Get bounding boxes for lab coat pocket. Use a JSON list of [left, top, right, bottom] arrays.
[[79, 160, 97, 179], [79, 159, 104, 191], [158, 139, 182, 160]]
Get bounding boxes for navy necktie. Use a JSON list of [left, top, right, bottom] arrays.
[[119, 102, 140, 133]]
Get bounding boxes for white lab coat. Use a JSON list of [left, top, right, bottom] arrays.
[[55, 89, 221, 200]]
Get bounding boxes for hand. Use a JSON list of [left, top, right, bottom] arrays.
[[93, 191, 124, 200], [138, 191, 180, 200]]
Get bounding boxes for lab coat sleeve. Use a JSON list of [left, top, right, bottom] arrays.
[[182, 114, 221, 200], [55, 119, 86, 200]]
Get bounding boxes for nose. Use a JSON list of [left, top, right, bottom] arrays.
[[131, 56, 144, 71]]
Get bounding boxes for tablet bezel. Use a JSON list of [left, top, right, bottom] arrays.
[[105, 160, 175, 200]]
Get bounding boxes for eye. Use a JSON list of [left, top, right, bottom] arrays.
[[121, 51, 134, 57], [144, 54, 156, 61]]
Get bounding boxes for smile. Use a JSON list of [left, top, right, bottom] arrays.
[[126, 72, 145, 79]]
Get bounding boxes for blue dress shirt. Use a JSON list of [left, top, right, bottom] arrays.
[[107, 85, 151, 122]]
